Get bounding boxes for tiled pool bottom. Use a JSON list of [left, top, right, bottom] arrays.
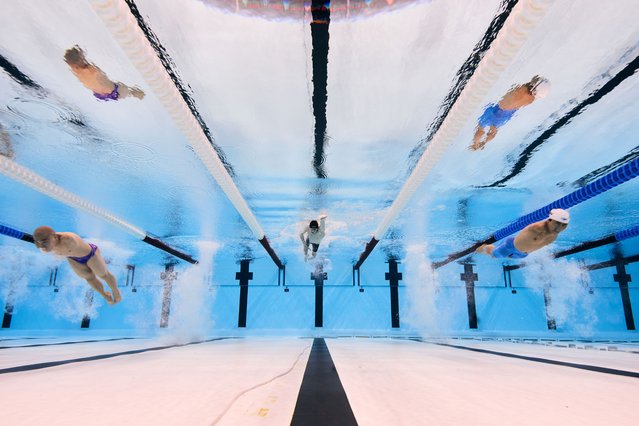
[[1, 336, 637, 425]]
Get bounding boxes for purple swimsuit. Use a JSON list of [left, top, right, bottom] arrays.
[[93, 84, 119, 101], [68, 243, 98, 264]]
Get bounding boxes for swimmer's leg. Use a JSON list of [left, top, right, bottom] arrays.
[[309, 243, 319, 260], [485, 126, 498, 144], [116, 83, 145, 100], [67, 259, 115, 304], [303, 241, 310, 261], [87, 250, 121, 304], [471, 126, 485, 150]]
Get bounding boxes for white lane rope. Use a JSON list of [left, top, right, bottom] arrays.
[[0, 156, 146, 238], [88, 0, 266, 239]]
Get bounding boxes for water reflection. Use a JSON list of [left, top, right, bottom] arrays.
[[198, 0, 426, 21]]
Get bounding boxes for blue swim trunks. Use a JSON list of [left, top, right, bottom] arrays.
[[491, 236, 528, 259], [478, 104, 517, 128]]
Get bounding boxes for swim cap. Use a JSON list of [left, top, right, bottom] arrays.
[[309, 220, 319, 229], [549, 208, 570, 224], [531, 78, 551, 99]]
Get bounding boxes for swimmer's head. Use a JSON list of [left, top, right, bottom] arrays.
[[529, 76, 551, 99], [548, 208, 570, 224], [309, 220, 319, 232], [33, 226, 57, 252], [64, 46, 90, 69]]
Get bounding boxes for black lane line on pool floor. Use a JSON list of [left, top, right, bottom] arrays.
[[0, 53, 42, 89], [0, 338, 229, 375], [0, 337, 140, 350], [419, 340, 639, 379], [310, 0, 330, 179], [291, 338, 358, 426]]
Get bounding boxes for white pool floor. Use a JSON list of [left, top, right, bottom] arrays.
[[1, 336, 638, 425]]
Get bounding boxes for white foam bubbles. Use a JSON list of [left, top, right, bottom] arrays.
[[402, 243, 449, 336], [159, 240, 220, 344], [523, 249, 597, 336]]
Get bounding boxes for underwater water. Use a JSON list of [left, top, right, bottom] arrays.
[[0, 0, 638, 340]]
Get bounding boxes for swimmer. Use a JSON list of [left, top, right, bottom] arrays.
[[0, 123, 15, 159], [471, 76, 550, 150], [299, 214, 328, 261], [476, 209, 570, 259], [64, 46, 145, 101], [33, 226, 122, 305]]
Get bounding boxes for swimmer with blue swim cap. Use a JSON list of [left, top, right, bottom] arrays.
[[472, 76, 551, 151], [476, 208, 569, 259]]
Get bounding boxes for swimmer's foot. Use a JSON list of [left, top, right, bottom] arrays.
[[103, 291, 115, 305], [112, 287, 122, 304], [475, 245, 488, 254], [131, 87, 145, 100], [470, 140, 486, 151]]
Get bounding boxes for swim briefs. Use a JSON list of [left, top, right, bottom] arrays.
[[478, 104, 517, 128], [491, 236, 527, 259], [68, 243, 98, 264], [94, 84, 119, 101]]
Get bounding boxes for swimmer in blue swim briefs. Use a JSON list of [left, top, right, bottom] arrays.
[[64, 46, 145, 102], [472, 76, 550, 150], [476, 209, 570, 259], [33, 226, 122, 305]]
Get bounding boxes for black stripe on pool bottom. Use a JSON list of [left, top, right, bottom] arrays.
[[0, 337, 228, 375], [414, 340, 639, 379], [0, 337, 139, 350], [291, 338, 357, 426]]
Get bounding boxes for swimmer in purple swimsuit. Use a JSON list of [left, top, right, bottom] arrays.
[[64, 46, 145, 102], [471, 76, 550, 151], [476, 209, 570, 260], [33, 226, 122, 305]]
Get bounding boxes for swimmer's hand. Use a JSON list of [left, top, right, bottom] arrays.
[[319, 214, 328, 220]]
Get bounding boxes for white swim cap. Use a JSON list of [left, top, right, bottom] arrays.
[[531, 78, 551, 99], [549, 208, 570, 224]]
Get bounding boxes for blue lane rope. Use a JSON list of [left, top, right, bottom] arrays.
[[615, 224, 639, 242], [493, 158, 639, 241], [0, 224, 25, 240]]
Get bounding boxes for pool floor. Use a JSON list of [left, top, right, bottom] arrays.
[[1, 336, 638, 425]]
